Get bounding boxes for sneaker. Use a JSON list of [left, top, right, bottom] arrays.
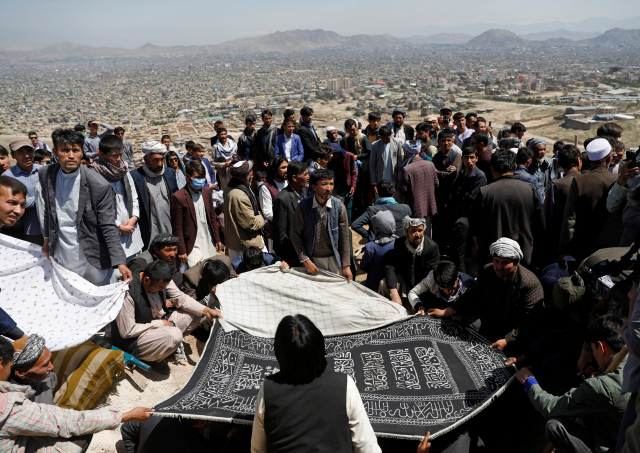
[[150, 360, 171, 375]]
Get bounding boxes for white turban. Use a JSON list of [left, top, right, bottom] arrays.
[[326, 126, 337, 133], [141, 140, 167, 155], [586, 138, 612, 161], [489, 238, 523, 261], [402, 215, 426, 231]]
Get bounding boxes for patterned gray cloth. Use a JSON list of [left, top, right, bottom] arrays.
[[489, 237, 523, 261], [13, 334, 46, 368], [372, 211, 398, 245]]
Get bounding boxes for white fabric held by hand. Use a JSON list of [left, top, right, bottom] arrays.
[[0, 234, 128, 351], [216, 265, 411, 338]]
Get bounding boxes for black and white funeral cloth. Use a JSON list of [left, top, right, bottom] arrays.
[[154, 316, 516, 440]]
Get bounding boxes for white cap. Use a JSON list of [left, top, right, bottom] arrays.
[[586, 138, 612, 161], [509, 148, 519, 154], [326, 126, 337, 133]]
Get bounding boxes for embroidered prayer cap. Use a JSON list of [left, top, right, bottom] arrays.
[[371, 210, 398, 245], [149, 233, 180, 250], [9, 137, 34, 152], [392, 108, 407, 118], [489, 237, 523, 262], [326, 126, 337, 133], [402, 215, 426, 231], [229, 159, 253, 178], [586, 138, 612, 161], [141, 140, 167, 155], [12, 334, 46, 368], [403, 140, 422, 155], [528, 138, 546, 150], [552, 274, 586, 323]]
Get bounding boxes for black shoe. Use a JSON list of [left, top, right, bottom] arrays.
[[150, 360, 171, 375]]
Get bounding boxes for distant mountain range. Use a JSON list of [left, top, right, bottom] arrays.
[[1, 27, 639, 61]]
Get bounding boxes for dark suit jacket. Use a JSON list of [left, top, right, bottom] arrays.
[[170, 186, 221, 256], [559, 166, 617, 260], [384, 236, 440, 290], [469, 175, 544, 266], [449, 165, 487, 220], [543, 170, 580, 259], [297, 122, 321, 162], [351, 204, 412, 240], [130, 166, 179, 248], [273, 185, 305, 264], [39, 164, 125, 270], [388, 122, 415, 141]]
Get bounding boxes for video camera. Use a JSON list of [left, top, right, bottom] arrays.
[[590, 231, 640, 303]]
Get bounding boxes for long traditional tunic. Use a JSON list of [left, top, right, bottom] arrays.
[[187, 189, 216, 267], [144, 173, 172, 243], [111, 172, 144, 259]]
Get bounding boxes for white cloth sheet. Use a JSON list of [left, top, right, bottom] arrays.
[[0, 234, 128, 351], [217, 265, 411, 338]]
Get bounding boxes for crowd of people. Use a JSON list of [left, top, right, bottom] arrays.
[[0, 109, 638, 453]]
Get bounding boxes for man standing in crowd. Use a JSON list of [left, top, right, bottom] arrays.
[[237, 115, 257, 161], [259, 157, 288, 252], [5, 137, 43, 244], [369, 125, 404, 200], [324, 126, 342, 145], [364, 111, 382, 145], [39, 129, 132, 285], [113, 127, 135, 170], [386, 108, 414, 144], [453, 112, 473, 145], [273, 161, 309, 266], [433, 130, 462, 218], [298, 107, 321, 162], [253, 110, 278, 170], [83, 120, 114, 159], [90, 135, 143, 263], [470, 131, 494, 182], [112, 260, 221, 374], [340, 118, 372, 217], [514, 147, 544, 204], [398, 141, 439, 237], [28, 131, 51, 152], [290, 169, 352, 280], [527, 138, 553, 193], [274, 119, 304, 161], [469, 149, 544, 268], [224, 160, 265, 261], [559, 138, 618, 263], [131, 140, 180, 249], [0, 176, 27, 228], [170, 160, 222, 268]]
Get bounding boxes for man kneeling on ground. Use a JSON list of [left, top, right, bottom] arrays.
[[111, 260, 221, 375], [10, 334, 56, 404]]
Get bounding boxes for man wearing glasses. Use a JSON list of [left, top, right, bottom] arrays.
[[114, 127, 135, 170], [28, 132, 51, 152]]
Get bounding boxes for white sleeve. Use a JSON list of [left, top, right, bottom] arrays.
[[408, 278, 430, 309], [259, 185, 274, 221], [250, 385, 268, 453], [346, 376, 381, 453], [34, 179, 46, 236], [127, 172, 140, 218]]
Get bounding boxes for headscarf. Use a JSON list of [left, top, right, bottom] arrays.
[[375, 197, 397, 206], [489, 237, 523, 262], [528, 138, 546, 150], [141, 140, 167, 155], [214, 137, 238, 160], [229, 160, 253, 179], [371, 210, 398, 245], [404, 140, 422, 165], [402, 216, 427, 256], [228, 160, 260, 216], [89, 154, 128, 183], [12, 334, 46, 368]]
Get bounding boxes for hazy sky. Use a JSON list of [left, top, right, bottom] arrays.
[[1, 0, 638, 49]]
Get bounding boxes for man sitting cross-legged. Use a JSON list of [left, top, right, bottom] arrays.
[[111, 260, 221, 375]]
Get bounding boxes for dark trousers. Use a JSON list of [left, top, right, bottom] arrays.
[[451, 217, 478, 278], [546, 417, 595, 453]]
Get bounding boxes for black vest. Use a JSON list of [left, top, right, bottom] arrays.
[[111, 272, 168, 356], [264, 370, 352, 453]]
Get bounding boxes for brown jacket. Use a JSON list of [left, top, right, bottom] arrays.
[[170, 186, 221, 256], [559, 166, 617, 260], [181, 255, 236, 303], [222, 185, 265, 252]]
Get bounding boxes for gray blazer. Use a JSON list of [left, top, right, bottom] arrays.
[[369, 137, 404, 186], [39, 164, 125, 270]]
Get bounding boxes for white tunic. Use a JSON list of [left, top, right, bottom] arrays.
[[187, 188, 216, 267], [110, 172, 144, 259], [54, 167, 109, 285]]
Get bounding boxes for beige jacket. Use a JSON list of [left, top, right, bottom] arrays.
[[223, 186, 265, 252]]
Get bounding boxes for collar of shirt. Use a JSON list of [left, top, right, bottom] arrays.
[[12, 164, 41, 176], [312, 195, 331, 209]]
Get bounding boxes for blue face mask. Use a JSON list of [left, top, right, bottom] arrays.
[[257, 181, 264, 188], [190, 178, 206, 190]]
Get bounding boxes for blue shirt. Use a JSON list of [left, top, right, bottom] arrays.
[[83, 123, 114, 158], [514, 166, 544, 204], [4, 164, 42, 235]]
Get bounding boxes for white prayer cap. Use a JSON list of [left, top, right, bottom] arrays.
[[326, 126, 337, 133], [509, 148, 519, 154], [586, 138, 612, 161], [141, 140, 167, 155]]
